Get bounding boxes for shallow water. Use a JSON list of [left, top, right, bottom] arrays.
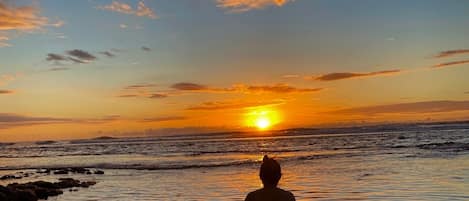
[[1, 125, 468, 200]]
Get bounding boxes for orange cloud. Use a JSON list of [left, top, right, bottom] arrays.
[[98, 1, 157, 19], [312, 69, 400, 81], [432, 60, 469, 68], [216, 0, 293, 12], [241, 84, 321, 93], [186, 99, 286, 110], [139, 116, 187, 123], [434, 49, 469, 58], [0, 1, 61, 46], [171, 82, 321, 94], [330, 100, 469, 115], [0, 89, 14, 94]]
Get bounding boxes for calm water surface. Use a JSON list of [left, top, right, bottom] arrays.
[[1, 125, 468, 200]]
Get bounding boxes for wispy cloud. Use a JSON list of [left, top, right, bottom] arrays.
[[216, 0, 293, 12], [124, 84, 156, 90], [330, 100, 469, 115], [171, 82, 321, 94], [0, 1, 63, 47], [48, 67, 69, 71], [141, 46, 151, 51], [0, 90, 14, 94], [171, 82, 208, 91], [432, 60, 469, 68], [100, 51, 115, 58], [434, 49, 469, 58], [312, 69, 401, 81], [46, 53, 68, 62], [0, 113, 146, 130], [139, 116, 187, 123], [0, 113, 74, 129], [186, 99, 286, 110], [46, 49, 100, 65], [97, 1, 157, 19], [118, 83, 168, 99], [241, 84, 321, 93], [66, 49, 97, 61]]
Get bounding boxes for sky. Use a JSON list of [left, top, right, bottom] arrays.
[[1, 0, 469, 141]]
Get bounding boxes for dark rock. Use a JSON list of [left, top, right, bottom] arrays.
[[36, 169, 51, 174], [94, 170, 104, 175], [53, 169, 69, 175], [0, 178, 96, 201]]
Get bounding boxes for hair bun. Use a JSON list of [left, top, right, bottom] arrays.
[[263, 155, 269, 162]]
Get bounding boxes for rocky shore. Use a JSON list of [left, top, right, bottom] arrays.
[[0, 168, 103, 201], [0, 178, 96, 201]]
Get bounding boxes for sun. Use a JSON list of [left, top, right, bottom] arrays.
[[245, 108, 281, 131], [255, 117, 271, 130]]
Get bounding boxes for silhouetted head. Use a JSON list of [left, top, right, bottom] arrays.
[[259, 155, 281, 187]]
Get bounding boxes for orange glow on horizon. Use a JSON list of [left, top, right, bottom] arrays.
[[245, 108, 282, 131]]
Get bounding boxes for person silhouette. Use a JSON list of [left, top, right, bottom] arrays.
[[245, 155, 296, 201]]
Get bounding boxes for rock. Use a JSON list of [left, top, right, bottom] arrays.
[[53, 169, 69, 175], [94, 170, 104, 175], [0, 178, 97, 201]]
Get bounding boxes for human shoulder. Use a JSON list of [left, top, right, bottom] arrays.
[[277, 188, 295, 201], [245, 189, 263, 201]]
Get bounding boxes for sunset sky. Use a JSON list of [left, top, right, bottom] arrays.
[[1, 0, 469, 141]]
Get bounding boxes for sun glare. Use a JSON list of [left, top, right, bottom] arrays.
[[256, 117, 271, 130], [245, 108, 281, 131]]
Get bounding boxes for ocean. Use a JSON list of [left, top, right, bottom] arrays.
[[1, 122, 468, 200]]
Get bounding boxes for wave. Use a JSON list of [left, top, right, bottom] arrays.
[[0, 151, 358, 171], [417, 142, 469, 151]]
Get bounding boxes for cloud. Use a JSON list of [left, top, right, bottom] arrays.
[[241, 84, 321, 93], [0, 1, 62, 46], [0, 113, 73, 129], [0, 90, 14, 94], [135, 1, 157, 18], [48, 67, 69, 71], [46, 49, 99, 65], [97, 1, 157, 19], [46, 53, 68, 62], [0, 34, 10, 47], [313, 69, 401, 81], [171, 82, 208, 91], [139, 116, 186, 122], [0, 113, 69, 123], [100, 51, 115, 58], [216, 0, 293, 12], [171, 82, 321, 94], [432, 60, 469, 68], [66, 49, 97, 61], [149, 93, 168, 98], [186, 99, 286, 110], [331, 100, 469, 115], [124, 84, 156, 90], [434, 49, 469, 58], [118, 83, 167, 99], [141, 46, 151, 51]]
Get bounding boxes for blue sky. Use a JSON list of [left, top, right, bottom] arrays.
[[1, 0, 469, 141]]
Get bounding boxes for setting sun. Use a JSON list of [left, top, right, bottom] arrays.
[[255, 117, 271, 130], [245, 108, 281, 131]]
